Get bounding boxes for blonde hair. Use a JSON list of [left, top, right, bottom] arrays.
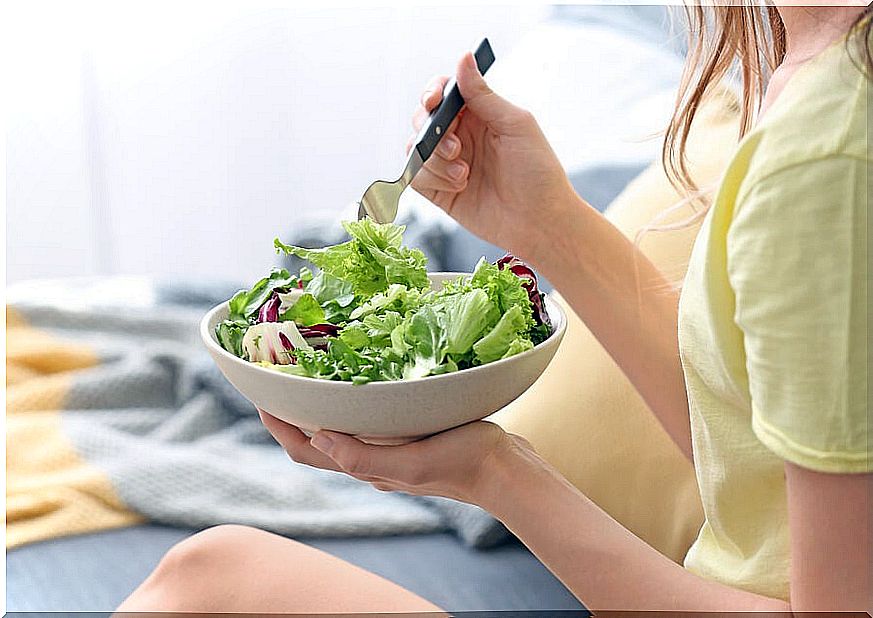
[[664, 5, 872, 199], [633, 6, 870, 294]]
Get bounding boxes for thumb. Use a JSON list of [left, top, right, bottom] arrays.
[[456, 52, 526, 131]]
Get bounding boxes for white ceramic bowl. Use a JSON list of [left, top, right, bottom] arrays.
[[200, 273, 567, 444]]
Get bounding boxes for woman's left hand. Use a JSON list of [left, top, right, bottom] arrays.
[[258, 410, 521, 505]]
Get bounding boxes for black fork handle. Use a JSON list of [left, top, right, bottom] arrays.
[[414, 38, 495, 162]]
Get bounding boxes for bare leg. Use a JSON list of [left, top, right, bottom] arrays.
[[117, 524, 444, 614]]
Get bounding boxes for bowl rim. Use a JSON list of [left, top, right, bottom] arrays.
[[200, 271, 567, 389]]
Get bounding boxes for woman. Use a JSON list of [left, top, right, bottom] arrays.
[[120, 4, 870, 613]]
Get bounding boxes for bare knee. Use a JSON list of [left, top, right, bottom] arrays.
[[118, 524, 269, 612], [158, 524, 264, 575], [118, 524, 440, 614]]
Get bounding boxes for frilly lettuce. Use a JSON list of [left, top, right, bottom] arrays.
[[274, 219, 428, 296], [216, 220, 551, 383]]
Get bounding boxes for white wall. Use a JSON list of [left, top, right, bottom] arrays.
[[7, 2, 546, 284]]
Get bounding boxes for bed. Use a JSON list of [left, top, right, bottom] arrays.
[[7, 8, 684, 612]]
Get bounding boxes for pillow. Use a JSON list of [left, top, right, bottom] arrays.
[[491, 86, 740, 563]]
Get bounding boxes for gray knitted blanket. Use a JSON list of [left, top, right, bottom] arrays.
[[7, 277, 507, 548]]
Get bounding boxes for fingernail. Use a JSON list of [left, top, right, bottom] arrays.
[[448, 162, 465, 179], [438, 138, 456, 157], [421, 89, 435, 105], [311, 433, 334, 453]]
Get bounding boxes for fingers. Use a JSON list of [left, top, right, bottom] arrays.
[[408, 117, 468, 194], [434, 133, 462, 160], [412, 76, 450, 133], [311, 430, 430, 487], [411, 161, 468, 195], [258, 409, 343, 473], [259, 411, 404, 490], [409, 74, 455, 157], [406, 130, 462, 161], [421, 75, 449, 111]]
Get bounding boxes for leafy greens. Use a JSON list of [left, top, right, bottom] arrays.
[[216, 218, 551, 384]]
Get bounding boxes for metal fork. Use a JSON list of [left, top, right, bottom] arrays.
[[357, 38, 495, 223]]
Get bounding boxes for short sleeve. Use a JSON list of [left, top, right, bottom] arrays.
[[727, 156, 869, 473]]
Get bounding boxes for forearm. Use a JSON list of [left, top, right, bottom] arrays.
[[529, 193, 692, 459], [478, 444, 789, 612]]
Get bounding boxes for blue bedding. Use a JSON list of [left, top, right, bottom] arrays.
[[6, 526, 586, 612]]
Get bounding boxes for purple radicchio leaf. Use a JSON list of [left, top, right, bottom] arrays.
[[496, 254, 551, 327], [257, 293, 281, 323], [299, 323, 340, 338]]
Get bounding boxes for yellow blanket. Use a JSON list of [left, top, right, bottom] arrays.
[[6, 297, 444, 548], [6, 308, 142, 549]]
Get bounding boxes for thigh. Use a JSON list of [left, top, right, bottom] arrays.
[[118, 525, 444, 614]]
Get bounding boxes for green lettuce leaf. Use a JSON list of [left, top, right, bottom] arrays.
[[403, 306, 447, 380], [228, 267, 297, 322], [338, 323, 371, 350], [279, 293, 325, 326], [304, 271, 356, 323], [298, 266, 315, 285], [343, 217, 404, 249], [469, 258, 534, 324], [215, 320, 247, 357], [441, 288, 499, 356], [349, 284, 421, 320], [285, 339, 405, 383], [275, 238, 380, 295], [274, 219, 428, 297], [361, 311, 404, 346], [473, 305, 529, 364], [502, 337, 534, 359], [529, 321, 552, 346], [231, 221, 551, 384], [389, 321, 411, 357], [344, 220, 428, 291], [306, 271, 355, 307]]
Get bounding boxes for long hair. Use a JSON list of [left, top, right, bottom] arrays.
[[633, 5, 871, 294], [663, 5, 872, 199]]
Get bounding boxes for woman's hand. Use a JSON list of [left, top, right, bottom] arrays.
[[258, 409, 532, 505], [409, 52, 578, 265]]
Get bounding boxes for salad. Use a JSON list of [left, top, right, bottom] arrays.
[[215, 219, 551, 384]]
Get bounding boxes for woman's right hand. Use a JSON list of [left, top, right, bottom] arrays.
[[409, 52, 579, 264]]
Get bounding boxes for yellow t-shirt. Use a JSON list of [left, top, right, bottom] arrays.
[[677, 37, 870, 600]]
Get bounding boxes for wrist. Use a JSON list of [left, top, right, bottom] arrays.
[[472, 432, 553, 515], [520, 183, 592, 276]]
